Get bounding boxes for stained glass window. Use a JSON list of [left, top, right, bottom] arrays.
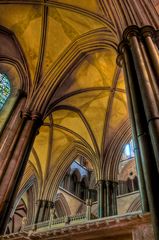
[[0, 73, 10, 111]]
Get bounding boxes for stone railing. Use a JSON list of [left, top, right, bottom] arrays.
[[23, 214, 88, 232], [1, 212, 154, 240]]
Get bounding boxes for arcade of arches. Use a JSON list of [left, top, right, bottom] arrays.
[[0, 1, 159, 240]]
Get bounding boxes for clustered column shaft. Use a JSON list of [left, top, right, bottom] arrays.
[[0, 109, 43, 234], [117, 25, 159, 240], [35, 200, 54, 223], [97, 180, 117, 218]]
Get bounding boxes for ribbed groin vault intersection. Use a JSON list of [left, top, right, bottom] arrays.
[[0, 0, 159, 239]]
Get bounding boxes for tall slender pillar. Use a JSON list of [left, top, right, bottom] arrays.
[[97, 180, 105, 218], [105, 181, 112, 217], [86, 199, 92, 220], [0, 92, 26, 177], [141, 26, 159, 82], [117, 25, 159, 239], [35, 200, 54, 223], [0, 110, 43, 234], [118, 48, 149, 213], [105, 180, 117, 217], [97, 180, 117, 218], [125, 26, 159, 174], [112, 182, 118, 216]]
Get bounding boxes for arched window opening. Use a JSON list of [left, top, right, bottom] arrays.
[[133, 176, 139, 191], [121, 139, 134, 161], [0, 73, 11, 111], [70, 172, 78, 194], [118, 139, 139, 195], [80, 178, 87, 200]]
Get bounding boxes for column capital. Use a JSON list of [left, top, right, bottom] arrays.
[[20, 109, 31, 119], [123, 25, 140, 41], [20, 109, 43, 126], [141, 25, 156, 39], [116, 54, 124, 67], [116, 40, 129, 67], [48, 201, 55, 209], [86, 199, 92, 206], [16, 89, 27, 98], [31, 111, 43, 126], [105, 180, 111, 187], [112, 181, 118, 189], [97, 180, 105, 186], [36, 199, 43, 207]]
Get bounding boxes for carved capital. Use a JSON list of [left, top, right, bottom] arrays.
[[141, 25, 155, 39], [31, 111, 43, 126], [48, 201, 55, 208], [116, 54, 124, 67], [123, 25, 140, 41], [117, 40, 129, 67], [20, 109, 31, 120], [20, 110, 43, 127], [97, 180, 105, 186], [17, 89, 27, 98]]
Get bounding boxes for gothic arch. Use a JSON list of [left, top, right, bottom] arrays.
[[55, 193, 71, 217], [43, 141, 98, 201], [127, 195, 141, 213], [102, 119, 131, 180], [28, 28, 117, 114]]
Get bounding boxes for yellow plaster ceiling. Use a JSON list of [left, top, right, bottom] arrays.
[[0, 4, 42, 80], [54, 0, 103, 15], [0, 1, 128, 187]]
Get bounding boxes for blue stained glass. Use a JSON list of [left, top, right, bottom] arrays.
[[0, 73, 10, 111]]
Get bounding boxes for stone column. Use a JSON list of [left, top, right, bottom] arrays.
[[0, 110, 43, 234], [141, 26, 159, 84], [44, 201, 54, 221], [117, 47, 149, 213], [97, 180, 105, 218], [112, 182, 118, 216], [86, 199, 92, 220], [0, 91, 26, 178], [118, 25, 159, 240], [76, 182, 81, 197], [126, 26, 159, 175], [35, 200, 54, 223], [49, 203, 56, 227], [34, 200, 43, 224], [105, 180, 117, 217]]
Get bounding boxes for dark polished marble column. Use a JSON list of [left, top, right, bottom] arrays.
[[117, 25, 159, 239], [0, 110, 43, 234]]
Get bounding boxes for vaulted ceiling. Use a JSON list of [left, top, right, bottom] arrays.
[[0, 0, 158, 199]]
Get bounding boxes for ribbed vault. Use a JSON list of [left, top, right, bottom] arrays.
[[0, 0, 159, 202]]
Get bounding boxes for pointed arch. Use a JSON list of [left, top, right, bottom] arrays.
[[43, 141, 99, 201], [55, 193, 71, 217]]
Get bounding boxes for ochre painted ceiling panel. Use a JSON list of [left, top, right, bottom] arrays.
[[53, 50, 116, 101], [53, 109, 95, 150], [42, 7, 104, 75], [54, 0, 103, 16], [116, 69, 125, 90], [31, 125, 51, 179], [55, 90, 110, 151], [49, 128, 78, 170], [0, 1, 128, 186], [29, 152, 41, 179], [0, 4, 42, 81], [106, 92, 128, 144]]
